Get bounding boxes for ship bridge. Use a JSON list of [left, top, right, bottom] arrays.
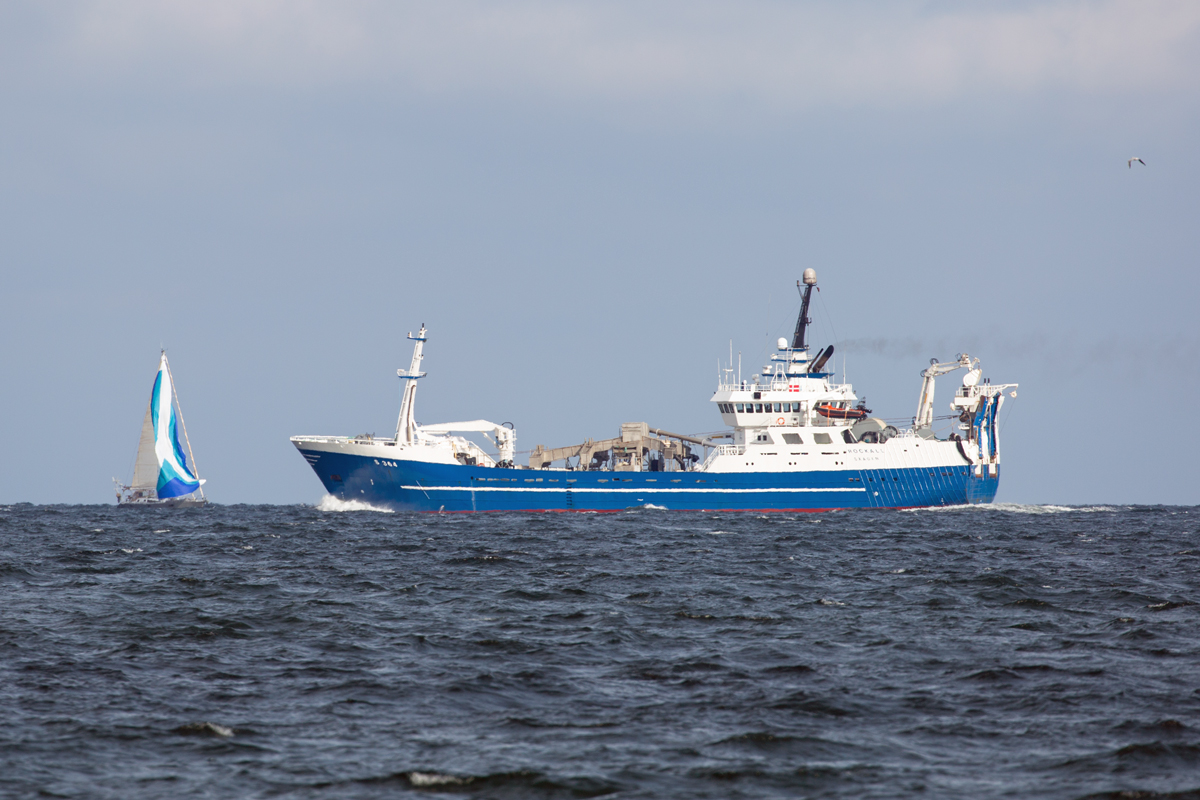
[[711, 268, 867, 438]]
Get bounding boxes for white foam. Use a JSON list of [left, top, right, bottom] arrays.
[[818, 598, 846, 606], [120, 548, 143, 554], [315, 495, 394, 513], [407, 772, 466, 787], [992, 503, 1121, 514], [900, 503, 1121, 515], [153, 529, 170, 533], [897, 504, 970, 513]]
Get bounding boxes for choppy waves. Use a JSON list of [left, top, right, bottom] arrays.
[[1, 503, 1199, 799]]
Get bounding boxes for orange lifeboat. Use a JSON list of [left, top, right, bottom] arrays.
[[814, 403, 869, 421]]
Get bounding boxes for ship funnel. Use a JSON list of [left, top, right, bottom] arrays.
[[802, 268, 817, 285]]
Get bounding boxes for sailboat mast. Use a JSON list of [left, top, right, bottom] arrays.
[[164, 354, 206, 501]]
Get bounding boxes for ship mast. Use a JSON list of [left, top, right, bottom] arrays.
[[791, 268, 818, 350], [395, 325, 428, 444]]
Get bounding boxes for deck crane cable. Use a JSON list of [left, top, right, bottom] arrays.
[[999, 394, 1017, 434], [816, 285, 841, 376]]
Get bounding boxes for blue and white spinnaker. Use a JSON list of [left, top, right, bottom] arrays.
[[149, 354, 205, 498]]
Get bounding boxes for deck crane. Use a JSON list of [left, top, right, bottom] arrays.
[[914, 353, 978, 433]]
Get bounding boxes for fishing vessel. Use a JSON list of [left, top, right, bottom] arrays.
[[114, 352, 207, 507], [292, 270, 1016, 512]]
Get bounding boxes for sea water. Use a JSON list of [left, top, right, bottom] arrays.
[[2, 502, 1198, 799]]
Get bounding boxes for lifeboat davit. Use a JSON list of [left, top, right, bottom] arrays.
[[815, 403, 869, 420]]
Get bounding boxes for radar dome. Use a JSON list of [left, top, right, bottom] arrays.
[[802, 268, 817, 285], [777, 337, 788, 350]]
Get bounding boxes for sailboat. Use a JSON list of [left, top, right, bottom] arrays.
[[114, 352, 207, 507]]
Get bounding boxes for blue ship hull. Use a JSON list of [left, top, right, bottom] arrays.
[[299, 449, 999, 512]]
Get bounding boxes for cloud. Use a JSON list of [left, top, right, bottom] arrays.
[[30, 0, 1200, 110]]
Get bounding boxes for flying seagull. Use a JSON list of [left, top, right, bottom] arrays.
[[1128, 157, 1146, 168]]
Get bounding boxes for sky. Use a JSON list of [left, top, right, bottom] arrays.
[[1, 0, 1197, 506]]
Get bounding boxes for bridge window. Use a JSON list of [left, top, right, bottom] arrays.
[[755, 403, 763, 413], [783, 403, 791, 412], [773, 402, 782, 413], [735, 403, 744, 412]]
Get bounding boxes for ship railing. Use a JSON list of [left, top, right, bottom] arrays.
[[715, 380, 844, 393], [715, 444, 745, 455], [955, 383, 1017, 398], [292, 434, 404, 446], [701, 443, 744, 470], [714, 413, 850, 428]]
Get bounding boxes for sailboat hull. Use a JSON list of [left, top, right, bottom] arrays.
[[117, 496, 208, 508]]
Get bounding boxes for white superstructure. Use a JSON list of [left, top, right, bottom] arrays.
[[702, 269, 1016, 479]]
